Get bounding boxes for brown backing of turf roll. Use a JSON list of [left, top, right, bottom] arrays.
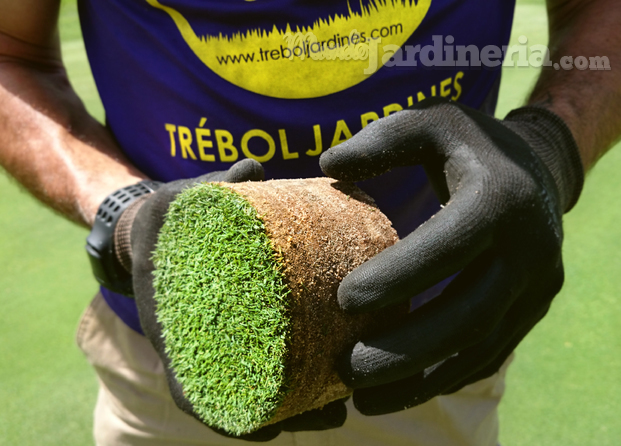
[[222, 178, 406, 426]]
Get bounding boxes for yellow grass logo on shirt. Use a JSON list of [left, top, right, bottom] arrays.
[[146, 0, 431, 98]]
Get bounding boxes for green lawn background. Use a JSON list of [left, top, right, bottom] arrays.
[[0, 0, 619, 444]]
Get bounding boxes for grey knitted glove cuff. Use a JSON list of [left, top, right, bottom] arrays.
[[113, 194, 151, 273], [504, 106, 584, 212]]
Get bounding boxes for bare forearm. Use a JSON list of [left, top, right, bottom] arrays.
[[0, 33, 146, 227], [529, 0, 621, 170]]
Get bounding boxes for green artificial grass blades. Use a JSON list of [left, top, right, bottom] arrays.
[[152, 183, 290, 435]]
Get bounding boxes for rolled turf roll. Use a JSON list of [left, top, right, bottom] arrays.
[[149, 177, 405, 436]]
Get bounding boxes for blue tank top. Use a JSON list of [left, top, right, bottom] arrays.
[[79, 0, 515, 333]]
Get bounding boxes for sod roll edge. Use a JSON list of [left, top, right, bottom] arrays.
[[152, 178, 405, 435]]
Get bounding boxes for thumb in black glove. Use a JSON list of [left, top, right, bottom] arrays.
[[319, 97, 584, 416]]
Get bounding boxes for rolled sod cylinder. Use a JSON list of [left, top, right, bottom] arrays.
[[151, 177, 405, 436]]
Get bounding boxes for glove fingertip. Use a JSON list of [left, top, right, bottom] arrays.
[[226, 158, 265, 183], [212, 423, 282, 442], [319, 399, 348, 429], [336, 286, 357, 313], [336, 348, 357, 388], [336, 341, 384, 389], [319, 148, 349, 180], [320, 141, 376, 182], [352, 387, 394, 416], [337, 272, 381, 314], [282, 398, 348, 431], [352, 375, 432, 416]]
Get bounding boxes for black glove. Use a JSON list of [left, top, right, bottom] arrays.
[[114, 159, 346, 441], [319, 97, 584, 415]]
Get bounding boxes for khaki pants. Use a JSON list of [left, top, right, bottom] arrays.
[[77, 294, 511, 446]]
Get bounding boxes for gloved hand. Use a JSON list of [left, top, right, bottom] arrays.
[[113, 159, 347, 441], [319, 97, 584, 415]]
